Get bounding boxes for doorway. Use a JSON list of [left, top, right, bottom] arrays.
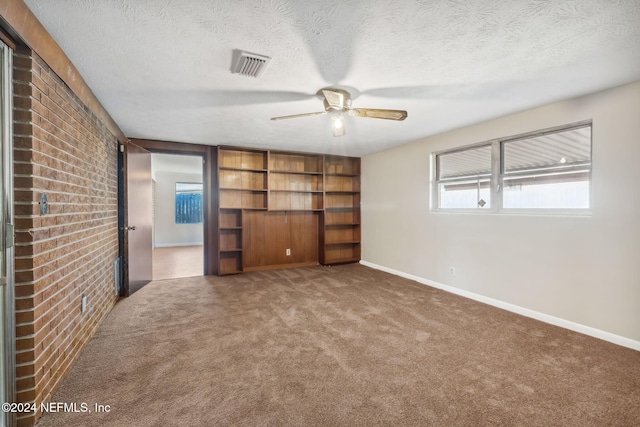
[[151, 153, 204, 280], [0, 39, 14, 427]]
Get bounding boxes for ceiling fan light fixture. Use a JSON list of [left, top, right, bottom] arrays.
[[270, 88, 407, 134], [332, 114, 345, 137]]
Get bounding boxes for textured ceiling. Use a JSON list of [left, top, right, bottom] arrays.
[[24, 0, 640, 156]]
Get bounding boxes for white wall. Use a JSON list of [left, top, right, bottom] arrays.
[[154, 171, 203, 247], [362, 81, 640, 345]]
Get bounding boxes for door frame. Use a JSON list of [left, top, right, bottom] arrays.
[[0, 37, 15, 427], [121, 139, 218, 291]]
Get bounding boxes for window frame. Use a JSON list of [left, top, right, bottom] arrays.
[[433, 141, 496, 213], [432, 121, 592, 216]]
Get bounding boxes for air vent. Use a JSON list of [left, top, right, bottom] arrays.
[[231, 50, 271, 78]]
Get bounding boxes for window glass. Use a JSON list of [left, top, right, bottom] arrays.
[[437, 145, 492, 209], [439, 179, 491, 209], [175, 182, 203, 224], [502, 126, 591, 209]]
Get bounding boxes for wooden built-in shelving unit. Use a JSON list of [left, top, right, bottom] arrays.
[[269, 152, 324, 211], [217, 148, 269, 274], [217, 147, 360, 275], [218, 148, 268, 210], [321, 155, 361, 265], [218, 209, 243, 275]]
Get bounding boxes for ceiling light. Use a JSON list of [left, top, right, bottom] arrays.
[[560, 157, 567, 163], [332, 115, 345, 137]]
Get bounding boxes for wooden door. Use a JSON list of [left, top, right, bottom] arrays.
[[126, 143, 153, 294]]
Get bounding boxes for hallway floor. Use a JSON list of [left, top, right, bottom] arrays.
[[152, 245, 203, 280]]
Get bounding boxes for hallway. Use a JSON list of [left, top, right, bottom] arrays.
[[152, 245, 203, 280]]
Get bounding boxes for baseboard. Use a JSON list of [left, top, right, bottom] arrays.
[[360, 260, 640, 352], [154, 242, 203, 248]]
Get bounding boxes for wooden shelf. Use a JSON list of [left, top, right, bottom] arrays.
[[219, 147, 268, 170], [219, 169, 267, 191], [219, 188, 268, 192], [321, 256, 360, 265], [320, 156, 361, 266], [270, 152, 323, 174], [218, 253, 242, 273], [325, 172, 359, 177], [219, 209, 241, 228], [270, 190, 322, 211], [325, 175, 360, 193], [270, 172, 322, 192], [269, 190, 323, 194], [219, 188, 268, 210], [325, 209, 358, 213], [270, 170, 323, 175], [216, 148, 360, 274], [269, 209, 324, 212], [219, 166, 267, 172], [217, 147, 267, 275]]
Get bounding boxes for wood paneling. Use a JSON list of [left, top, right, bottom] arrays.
[[243, 211, 319, 270]]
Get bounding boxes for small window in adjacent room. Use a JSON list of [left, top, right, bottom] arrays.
[[175, 182, 203, 224], [436, 144, 492, 209], [501, 125, 591, 210]]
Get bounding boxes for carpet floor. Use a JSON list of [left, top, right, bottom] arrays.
[[36, 264, 640, 426]]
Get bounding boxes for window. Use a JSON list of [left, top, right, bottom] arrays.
[[434, 123, 591, 213], [501, 126, 591, 209], [175, 182, 203, 224], [436, 144, 492, 209]]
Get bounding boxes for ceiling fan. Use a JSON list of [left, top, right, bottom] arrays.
[[271, 88, 408, 137]]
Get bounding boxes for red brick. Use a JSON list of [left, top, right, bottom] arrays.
[[13, 49, 119, 427]]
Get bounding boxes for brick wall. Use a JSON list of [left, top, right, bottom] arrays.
[[12, 46, 120, 426]]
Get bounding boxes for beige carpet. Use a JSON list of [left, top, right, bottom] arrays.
[[36, 264, 640, 426]]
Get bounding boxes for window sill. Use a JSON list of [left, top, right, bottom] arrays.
[[430, 208, 592, 218]]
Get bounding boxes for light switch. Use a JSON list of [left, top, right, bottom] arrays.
[[40, 193, 48, 215]]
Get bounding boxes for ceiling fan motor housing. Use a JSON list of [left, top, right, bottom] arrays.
[[324, 98, 351, 111], [322, 89, 352, 111]]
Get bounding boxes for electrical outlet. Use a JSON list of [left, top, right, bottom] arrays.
[[449, 267, 455, 276], [286, 248, 291, 256]]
